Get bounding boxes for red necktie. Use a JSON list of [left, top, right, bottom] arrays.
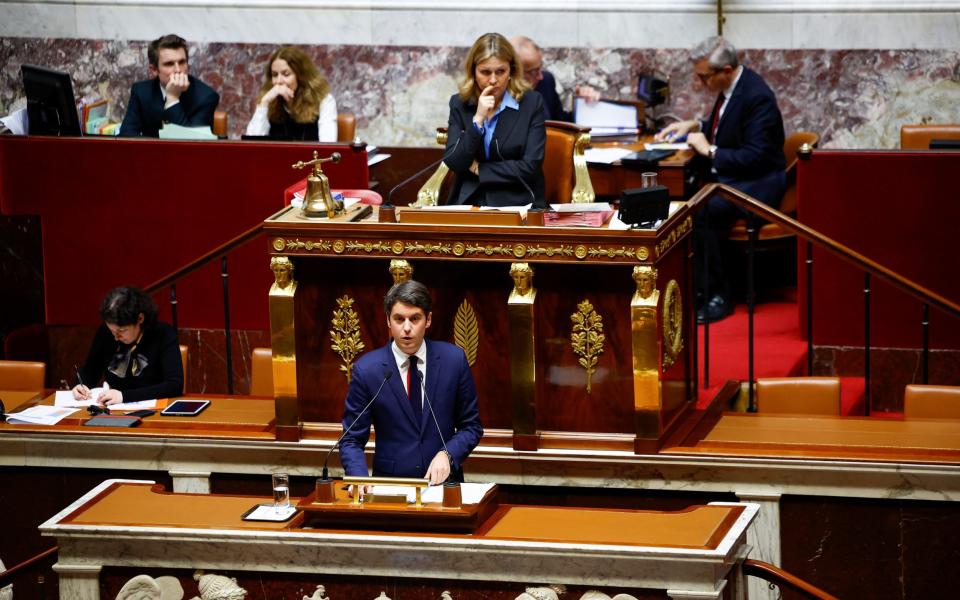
[[709, 94, 724, 142]]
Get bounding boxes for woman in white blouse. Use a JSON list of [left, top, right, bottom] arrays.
[[244, 46, 337, 141]]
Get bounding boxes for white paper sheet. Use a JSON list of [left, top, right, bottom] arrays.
[[5, 405, 77, 425], [584, 147, 634, 164], [574, 98, 638, 131]]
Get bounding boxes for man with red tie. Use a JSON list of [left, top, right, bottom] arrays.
[[656, 36, 786, 323], [338, 280, 483, 486]]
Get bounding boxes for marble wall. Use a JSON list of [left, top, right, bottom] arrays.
[[1, 2, 959, 147]]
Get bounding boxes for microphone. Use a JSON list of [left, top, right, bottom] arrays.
[[413, 366, 454, 483], [386, 130, 463, 206], [494, 138, 542, 209], [321, 369, 392, 481]]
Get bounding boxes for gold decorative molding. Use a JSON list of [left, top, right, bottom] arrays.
[[631, 266, 661, 439], [508, 263, 538, 446], [509, 262, 535, 303], [269, 256, 296, 297], [453, 300, 479, 366], [329, 295, 365, 383], [571, 299, 605, 394], [655, 216, 692, 258], [571, 130, 597, 204], [389, 259, 413, 284], [662, 279, 684, 370], [272, 237, 656, 264]]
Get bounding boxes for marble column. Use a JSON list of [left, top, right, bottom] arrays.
[[169, 470, 211, 493], [52, 563, 101, 600], [736, 492, 782, 600]]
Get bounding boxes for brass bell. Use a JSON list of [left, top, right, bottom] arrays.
[[292, 151, 343, 218]]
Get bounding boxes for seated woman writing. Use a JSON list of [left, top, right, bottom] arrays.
[[244, 46, 338, 142], [444, 32, 546, 208], [73, 286, 183, 406]]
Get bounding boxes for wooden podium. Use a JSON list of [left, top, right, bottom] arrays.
[[263, 204, 696, 453]]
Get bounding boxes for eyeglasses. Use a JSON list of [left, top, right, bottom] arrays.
[[695, 69, 719, 83]]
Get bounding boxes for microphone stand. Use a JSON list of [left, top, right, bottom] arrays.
[[416, 367, 462, 508], [315, 370, 392, 503]]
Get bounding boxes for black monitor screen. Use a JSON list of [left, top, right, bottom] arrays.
[[21, 64, 82, 136], [930, 139, 960, 150]]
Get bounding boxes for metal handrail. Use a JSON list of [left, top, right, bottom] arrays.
[[687, 183, 960, 318], [688, 182, 959, 412], [743, 559, 840, 600]]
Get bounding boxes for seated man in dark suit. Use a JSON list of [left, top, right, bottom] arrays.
[[118, 34, 220, 137], [511, 36, 600, 122], [656, 36, 786, 323], [339, 280, 483, 488]]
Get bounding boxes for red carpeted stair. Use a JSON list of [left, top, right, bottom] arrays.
[[696, 300, 867, 415]]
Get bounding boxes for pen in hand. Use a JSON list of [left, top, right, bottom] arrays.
[[74, 365, 91, 401]]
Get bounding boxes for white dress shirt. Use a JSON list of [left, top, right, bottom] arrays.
[[391, 340, 428, 405]]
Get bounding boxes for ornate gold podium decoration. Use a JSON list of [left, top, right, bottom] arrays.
[[389, 259, 413, 284], [330, 295, 364, 382], [453, 300, 479, 366], [662, 279, 684, 369], [292, 150, 343, 218], [571, 299, 605, 394]]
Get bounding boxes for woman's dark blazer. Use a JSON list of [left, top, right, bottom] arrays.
[[443, 90, 546, 208]]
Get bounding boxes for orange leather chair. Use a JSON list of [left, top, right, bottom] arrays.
[[900, 124, 960, 150], [179, 345, 188, 393], [250, 347, 273, 397], [728, 131, 820, 242], [337, 113, 356, 142], [755, 377, 841, 415], [212, 111, 228, 138], [904, 384, 960, 419], [0, 359, 46, 392], [543, 120, 595, 203], [415, 121, 595, 206]]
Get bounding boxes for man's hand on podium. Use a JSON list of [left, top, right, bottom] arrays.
[[426, 451, 451, 486]]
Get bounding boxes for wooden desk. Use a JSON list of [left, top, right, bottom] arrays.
[[666, 412, 960, 463], [42, 480, 758, 600], [0, 392, 275, 440], [589, 137, 697, 199]]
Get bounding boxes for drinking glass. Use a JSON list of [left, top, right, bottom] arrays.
[[272, 472, 290, 512], [641, 172, 658, 188]]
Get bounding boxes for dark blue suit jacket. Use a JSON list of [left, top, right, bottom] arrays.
[[118, 75, 219, 137], [535, 70, 574, 122], [339, 340, 483, 480], [702, 67, 786, 206], [444, 90, 546, 208]]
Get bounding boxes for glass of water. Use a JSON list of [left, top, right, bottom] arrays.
[[641, 172, 658, 188], [272, 472, 290, 512]]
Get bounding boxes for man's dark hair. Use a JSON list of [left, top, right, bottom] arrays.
[[383, 280, 432, 315], [148, 34, 189, 68], [100, 286, 158, 327]]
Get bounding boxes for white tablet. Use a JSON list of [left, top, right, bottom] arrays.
[[160, 399, 210, 417]]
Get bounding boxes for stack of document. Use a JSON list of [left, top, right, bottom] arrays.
[[369, 482, 496, 505], [543, 202, 615, 227], [5, 405, 76, 425], [53, 390, 156, 412]]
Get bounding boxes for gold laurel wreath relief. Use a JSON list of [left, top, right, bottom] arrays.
[[571, 299, 605, 394], [453, 299, 479, 367], [329, 295, 365, 383]]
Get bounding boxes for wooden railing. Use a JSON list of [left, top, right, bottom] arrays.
[[688, 181, 960, 412], [144, 222, 265, 394], [0, 545, 57, 592], [743, 559, 840, 600]]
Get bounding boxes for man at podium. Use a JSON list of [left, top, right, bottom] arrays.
[[339, 281, 483, 486]]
